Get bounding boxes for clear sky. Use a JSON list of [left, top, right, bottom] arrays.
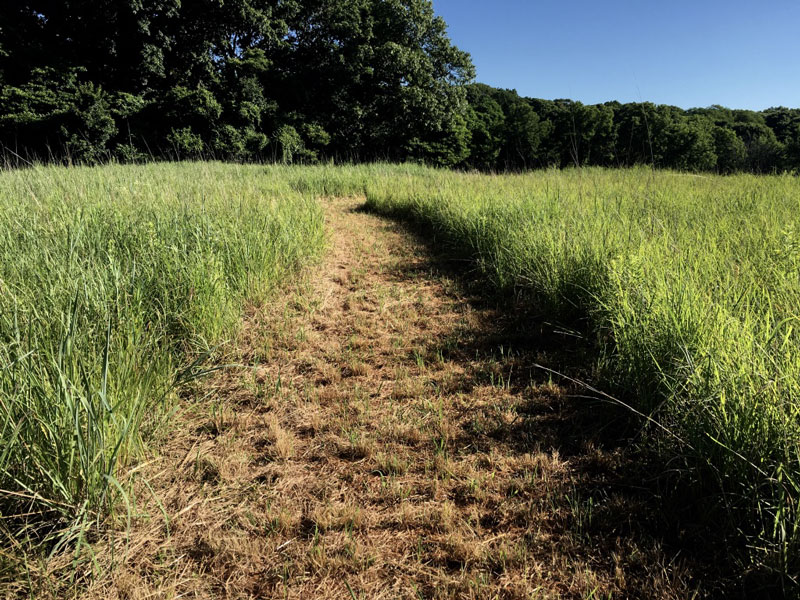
[[431, 0, 800, 111]]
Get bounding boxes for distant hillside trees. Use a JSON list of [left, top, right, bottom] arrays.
[[463, 85, 800, 173], [1, 2, 798, 173]]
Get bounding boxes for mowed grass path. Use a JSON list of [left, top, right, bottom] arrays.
[[66, 197, 721, 599]]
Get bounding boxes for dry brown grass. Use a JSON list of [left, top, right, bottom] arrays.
[[20, 197, 727, 599]]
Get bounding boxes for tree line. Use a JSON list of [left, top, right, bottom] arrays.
[[465, 85, 800, 173], [2, 1, 799, 173]]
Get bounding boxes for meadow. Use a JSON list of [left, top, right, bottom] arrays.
[[364, 166, 800, 578], [1, 161, 798, 592], [0, 162, 324, 570]]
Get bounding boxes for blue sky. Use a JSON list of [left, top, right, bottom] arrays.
[[432, 0, 800, 110]]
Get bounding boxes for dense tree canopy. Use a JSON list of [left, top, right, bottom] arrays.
[[1, 2, 798, 172], [0, 0, 473, 165], [463, 85, 800, 173]]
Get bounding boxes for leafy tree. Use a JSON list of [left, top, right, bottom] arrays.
[[0, 67, 115, 162], [477, 89, 548, 170], [731, 113, 784, 173], [613, 102, 662, 166], [713, 126, 747, 173], [584, 104, 617, 167], [300, 123, 332, 161], [501, 98, 548, 170], [271, 0, 474, 165], [786, 124, 800, 171], [62, 82, 117, 163], [663, 115, 716, 171], [463, 84, 505, 170], [537, 100, 616, 167], [763, 107, 800, 145]]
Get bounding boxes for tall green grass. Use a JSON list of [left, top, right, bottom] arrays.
[[364, 166, 800, 580], [0, 162, 324, 561], [4, 160, 798, 586]]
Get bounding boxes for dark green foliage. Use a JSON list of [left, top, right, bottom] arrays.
[[275, 125, 304, 164], [786, 124, 800, 171], [0, 0, 472, 165], [712, 126, 747, 173], [0, 2, 797, 172], [498, 93, 549, 169], [462, 88, 798, 173], [463, 85, 504, 170], [63, 82, 118, 163], [167, 126, 204, 158], [0, 68, 116, 163]]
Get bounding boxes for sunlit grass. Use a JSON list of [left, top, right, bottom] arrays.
[[3, 160, 798, 586], [0, 161, 324, 562], [364, 165, 800, 578]]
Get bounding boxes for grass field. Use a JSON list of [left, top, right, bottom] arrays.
[[364, 166, 800, 580], [0, 162, 324, 574], [1, 162, 798, 594]]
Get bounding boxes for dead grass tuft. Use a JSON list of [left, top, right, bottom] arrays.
[[264, 413, 297, 460]]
